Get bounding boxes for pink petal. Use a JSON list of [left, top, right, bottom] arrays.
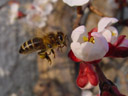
[[98, 17, 118, 32], [68, 50, 82, 62]]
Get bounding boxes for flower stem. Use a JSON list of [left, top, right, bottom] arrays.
[[0, 0, 10, 9], [93, 64, 107, 83]]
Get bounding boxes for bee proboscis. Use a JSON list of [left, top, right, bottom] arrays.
[[19, 32, 67, 63]]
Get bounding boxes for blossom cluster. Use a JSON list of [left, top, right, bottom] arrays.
[[9, 0, 58, 28], [62, 0, 127, 96], [69, 17, 128, 95]]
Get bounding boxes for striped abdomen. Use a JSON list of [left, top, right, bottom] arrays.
[[19, 37, 43, 54]]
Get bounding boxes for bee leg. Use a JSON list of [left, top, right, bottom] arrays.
[[60, 44, 65, 48], [64, 35, 68, 47], [48, 51, 51, 55], [38, 52, 52, 64], [38, 52, 45, 59], [63, 42, 67, 47], [57, 46, 63, 52], [51, 49, 55, 58], [45, 52, 52, 64]]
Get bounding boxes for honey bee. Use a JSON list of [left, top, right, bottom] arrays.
[[19, 32, 67, 63]]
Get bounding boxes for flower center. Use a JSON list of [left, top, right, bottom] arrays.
[[83, 36, 95, 44], [112, 32, 116, 36]]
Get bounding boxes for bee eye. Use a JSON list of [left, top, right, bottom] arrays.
[[47, 44, 52, 48], [58, 35, 63, 41]]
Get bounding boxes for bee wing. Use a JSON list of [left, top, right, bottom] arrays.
[[34, 28, 47, 38]]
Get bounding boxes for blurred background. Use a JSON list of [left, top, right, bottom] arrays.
[[0, 0, 128, 96]]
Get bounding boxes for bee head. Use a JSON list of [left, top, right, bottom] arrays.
[[56, 32, 64, 45]]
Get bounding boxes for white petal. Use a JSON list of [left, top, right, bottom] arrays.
[[51, 0, 58, 3], [43, 3, 53, 15], [9, 3, 19, 24], [33, 0, 48, 5], [26, 9, 47, 28], [10, 3, 19, 13], [98, 17, 118, 32], [81, 90, 93, 96], [106, 26, 118, 44], [71, 42, 83, 60], [100, 29, 112, 43], [71, 25, 87, 42], [63, 0, 89, 6]]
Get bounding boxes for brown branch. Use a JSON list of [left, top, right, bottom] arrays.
[[0, 0, 10, 9], [89, 5, 110, 17], [73, 6, 84, 29], [93, 64, 107, 83], [93, 63, 125, 96]]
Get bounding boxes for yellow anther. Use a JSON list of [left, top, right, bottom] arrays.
[[83, 36, 88, 42], [112, 32, 116, 36], [89, 37, 94, 42], [83, 36, 95, 44], [92, 40, 95, 44], [89, 37, 95, 44]]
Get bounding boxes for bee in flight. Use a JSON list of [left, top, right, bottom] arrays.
[[19, 32, 67, 63]]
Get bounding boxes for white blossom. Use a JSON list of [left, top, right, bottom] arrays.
[[98, 17, 118, 44], [9, 3, 19, 24], [71, 25, 109, 62]]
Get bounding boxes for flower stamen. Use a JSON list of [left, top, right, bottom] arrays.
[[83, 36, 95, 44], [83, 36, 88, 42], [112, 32, 116, 36], [89, 37, 95, 44]]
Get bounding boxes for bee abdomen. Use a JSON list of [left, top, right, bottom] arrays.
[[19, 38, 43, 54]]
